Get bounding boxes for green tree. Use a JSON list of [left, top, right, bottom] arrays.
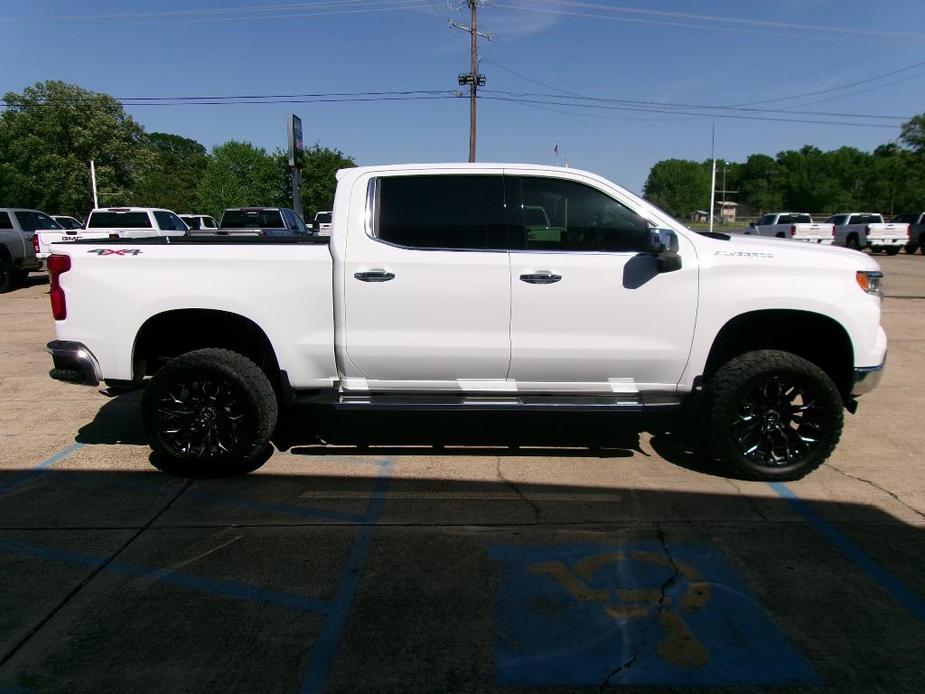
[[642, 159, 711, 218], [197, 141, 285, 217], [132, 132, 208, 212], [737, 154, 783, 213], [0, 80, 145, 216], [900, 114, 925, 155], [296, 143, 355, 220]]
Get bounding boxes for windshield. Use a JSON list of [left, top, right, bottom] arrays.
[[88, 211, 152, 228], [221, 210, 285, 229]]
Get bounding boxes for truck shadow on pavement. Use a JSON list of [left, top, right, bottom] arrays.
[[0, 459, 924, 693], [77, 394, 723, 475]]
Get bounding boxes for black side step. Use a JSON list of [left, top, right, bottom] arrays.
[[325, 392, 682, 412]]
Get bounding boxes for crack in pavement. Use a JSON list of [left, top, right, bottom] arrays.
[[599, 522, 680, 689], [828, 463, 925, 522], [495, 457, 542, 521]]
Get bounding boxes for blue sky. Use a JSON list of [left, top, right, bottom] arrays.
[[3, 0, 924, 192]]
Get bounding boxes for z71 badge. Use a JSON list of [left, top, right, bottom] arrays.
[[86, 249, 143, 256]]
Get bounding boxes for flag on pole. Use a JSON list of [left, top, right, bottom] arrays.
[[553, 142, 559, 155]]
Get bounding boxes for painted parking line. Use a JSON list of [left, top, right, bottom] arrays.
[[0, 443, 85, 499], [300, 459, 394, 694], [770, 481, 925, 621], [490, 542, 821, 687], [0, 538, 333, 614]]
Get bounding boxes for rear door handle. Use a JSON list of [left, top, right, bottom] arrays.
[[354, 270, 396, 282], [519, 272, 562, 284]]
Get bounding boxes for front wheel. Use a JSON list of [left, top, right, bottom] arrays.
[[884, 246, 901, 256], [706, 350, 843, 481], [142, 348, 278, 476]]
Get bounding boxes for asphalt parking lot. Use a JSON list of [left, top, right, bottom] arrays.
[[1, 252, 924, 693]]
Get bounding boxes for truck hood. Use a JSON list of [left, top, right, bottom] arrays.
[[695, 231, 881, 271]]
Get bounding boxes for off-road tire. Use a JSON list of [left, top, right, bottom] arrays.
[[142, 348, 278, 476], [707, 350, 843, 481], [0, 256, 12, 293]]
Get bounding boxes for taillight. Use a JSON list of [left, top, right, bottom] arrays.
[[790, 225, 796, 237], [32, 234, 40, 254], [866, 225, 871, 234], [48, 254, 71, 320]]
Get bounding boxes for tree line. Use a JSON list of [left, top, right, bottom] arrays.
[[0, 81, 355, 220], [644, 116, 925, 220]]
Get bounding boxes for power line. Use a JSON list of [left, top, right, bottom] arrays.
[[0, 0, 431, 27], [479, 59, 910, 121], [499, 0, 925, 42], [730, 58, 925, 107], [478, 94, 902, 129]]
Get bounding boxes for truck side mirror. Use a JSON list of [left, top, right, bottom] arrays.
[[646, 229, 682, 273]]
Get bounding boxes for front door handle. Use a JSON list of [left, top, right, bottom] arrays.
[[519, 272, 562, 285], [354, 270, 396, 282]]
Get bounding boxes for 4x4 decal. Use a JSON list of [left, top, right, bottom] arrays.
[[86, 249, 143, 256]]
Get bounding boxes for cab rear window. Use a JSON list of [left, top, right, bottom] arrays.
[[88, 212, 152, 228]]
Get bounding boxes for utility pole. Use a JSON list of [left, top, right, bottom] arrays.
[[451, 2, 491, 162], [708, 123, 716, 234], [89, 160, 99, 209]]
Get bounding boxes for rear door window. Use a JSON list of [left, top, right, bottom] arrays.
[[0, 212, 13, 230], [13, 211, 61, 231], [512, 176, 649, 253], [373, 174, 507, 250]]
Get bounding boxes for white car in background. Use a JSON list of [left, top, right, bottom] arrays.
[[52, 215, 83, 230], [314, 210, 333, 236]]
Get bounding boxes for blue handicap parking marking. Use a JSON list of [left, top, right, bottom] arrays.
[[489, 543, 821, 687]]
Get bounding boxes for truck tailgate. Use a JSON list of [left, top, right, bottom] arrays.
[[867, 223, 909, 243], [792, 223, 834, 243]]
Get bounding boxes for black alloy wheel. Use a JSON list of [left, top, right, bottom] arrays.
[[707, 350, 843, 480], [153, 375, 247, 461], [142, 348, 277, 476], [729, 374, 827, 467]]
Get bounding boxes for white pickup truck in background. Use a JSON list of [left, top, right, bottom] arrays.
[[827, 212, 909, 255], [44, 163, 887, 483], [34, 207, 188, 263], [745, 213, 834, 244]]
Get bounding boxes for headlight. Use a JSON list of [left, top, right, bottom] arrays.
[[856, 271, 883, 296]]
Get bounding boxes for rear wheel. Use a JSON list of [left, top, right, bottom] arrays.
[[0, 256, 13, 293], [142, 348, 278, 476], [846, 235, 861, 251], [706, 350, 843, 481], [904, 243, 918, 254], [885, 247, 901, 256]]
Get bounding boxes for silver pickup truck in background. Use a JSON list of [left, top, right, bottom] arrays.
[[0, 208, 52, 292]]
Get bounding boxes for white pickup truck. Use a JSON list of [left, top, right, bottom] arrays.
[[827, 212, 909, 255], [745, 213, 834, 244], [34, 207, 188, 265], [44, 163, 887, 482]]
